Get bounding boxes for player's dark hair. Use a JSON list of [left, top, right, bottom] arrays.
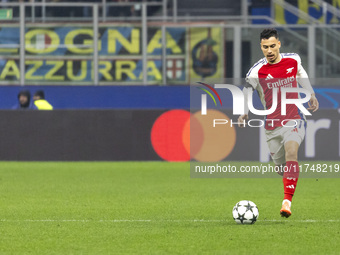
[[260, 28, 279, 41]]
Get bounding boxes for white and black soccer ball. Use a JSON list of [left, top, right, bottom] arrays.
[[232, 200, 259, 224]]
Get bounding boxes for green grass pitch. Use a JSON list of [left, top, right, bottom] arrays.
[[0, 161, 339, 254]]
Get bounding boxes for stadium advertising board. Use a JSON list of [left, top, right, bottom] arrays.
[[189, 27, 224, 82], [0, 109, 338, 166], [0, 25, 224, 85]]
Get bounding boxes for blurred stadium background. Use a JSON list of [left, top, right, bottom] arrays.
[[0, 0, 339, 162], [1, 1, 340, 254]]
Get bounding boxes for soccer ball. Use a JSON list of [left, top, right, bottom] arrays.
[[232, 200, 259, 224]]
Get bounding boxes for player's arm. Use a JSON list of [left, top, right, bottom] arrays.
[[240, 61, 262, 127], [297, 58, 319, 112], [239, 75, 257, 127], [308, 93, 319, 112], [237, 86, 250, 127]]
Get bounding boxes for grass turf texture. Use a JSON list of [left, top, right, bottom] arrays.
[[0, 161, 339, 254]]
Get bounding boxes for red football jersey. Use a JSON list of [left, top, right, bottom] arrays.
[[246, 53, 308, 130]]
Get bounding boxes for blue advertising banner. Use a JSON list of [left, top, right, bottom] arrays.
[[0, 25, 189, 85]]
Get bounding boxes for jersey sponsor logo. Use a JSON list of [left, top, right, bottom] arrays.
[[265, 74, 274, 80], [266, 76, 295, 89], [286, 67, 294, 74]]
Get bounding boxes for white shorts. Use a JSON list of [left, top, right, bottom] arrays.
[[265, 120, 306, 165]]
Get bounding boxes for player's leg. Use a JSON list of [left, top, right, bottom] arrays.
[[265, 128, 286, 175], [285, 140, 299, 161], [266, 127, 296, 217], [280, 120, 305, 218], [280, 141, 300, 217], [283, 140, 300, 197], [274, 163, 285, 176]]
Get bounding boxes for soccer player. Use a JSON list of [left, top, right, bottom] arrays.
[[238, 28, 319, 218]]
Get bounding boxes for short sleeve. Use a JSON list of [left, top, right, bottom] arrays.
[[245, 66, 260, 89]]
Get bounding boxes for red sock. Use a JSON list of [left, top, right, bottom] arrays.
[[283, 161, 300, 202]]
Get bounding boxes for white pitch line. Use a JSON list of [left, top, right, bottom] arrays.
[[0, 219, 339, 223]]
